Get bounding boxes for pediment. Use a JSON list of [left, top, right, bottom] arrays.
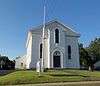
[[46, 20, 80, 37], [30, 20, 80, 37]]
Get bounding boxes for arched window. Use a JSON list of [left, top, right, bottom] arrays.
[[40, 43, 42, 58], [55, 29, 59, 43], [68, 45, 71, 59]]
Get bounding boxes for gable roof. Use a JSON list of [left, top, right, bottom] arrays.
[[29, 20, 80, 37]]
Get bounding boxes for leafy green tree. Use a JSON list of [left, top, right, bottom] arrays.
[[87, 38, 100, 64], [79, 43, 90, 68], [0, 55, 15, 70], [79, 38, 100, 71]]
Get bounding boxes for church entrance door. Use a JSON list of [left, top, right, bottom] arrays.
[[53, 51, 61, 68]]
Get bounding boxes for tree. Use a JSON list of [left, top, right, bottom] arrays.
[[0, 55, 15, 70], [79, 37, 100, 71], [87, 38, 100, 64], [79, 43, 91, 68]]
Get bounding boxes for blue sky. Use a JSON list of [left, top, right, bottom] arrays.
[[0, 0, 100, 59]]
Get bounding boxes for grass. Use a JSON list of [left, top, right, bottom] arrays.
[[0, 69, 100, 85]]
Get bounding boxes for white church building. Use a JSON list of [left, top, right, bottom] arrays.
[[15, 20, 80, 69]]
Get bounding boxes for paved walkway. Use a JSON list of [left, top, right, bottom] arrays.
[[6, 81, 100, 86]]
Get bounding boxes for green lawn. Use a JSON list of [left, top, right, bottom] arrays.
[[0, 69, 100, 85]]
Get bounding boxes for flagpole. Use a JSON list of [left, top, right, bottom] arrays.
[[41, 0, 46, 72], [43, 0, 46, 38]]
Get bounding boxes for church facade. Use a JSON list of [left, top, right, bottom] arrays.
[[15, 20, 80, 69]]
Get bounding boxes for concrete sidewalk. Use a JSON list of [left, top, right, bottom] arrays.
[[7, 81, 100, 86]]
